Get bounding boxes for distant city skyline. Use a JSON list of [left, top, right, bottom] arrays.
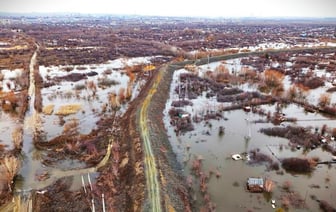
[[1, 0, 336, 18]]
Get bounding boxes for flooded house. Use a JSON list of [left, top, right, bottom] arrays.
[[247, 177, 264, 192]]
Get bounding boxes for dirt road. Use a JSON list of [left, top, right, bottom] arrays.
[[139, 67, 164, 211]]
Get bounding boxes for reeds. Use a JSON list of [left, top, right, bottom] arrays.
[[1, 156, 21, 191], [55, 104, 81, 116], [125, 82, 133, 100], [63, 118, 79, 136], [87, 80, 97, 95], [42, 104, 54, 115], [11, 126, 23, 150], [118, 88, 125, 103], [97, 78, 119, 89], [108, 92, 120, 110]]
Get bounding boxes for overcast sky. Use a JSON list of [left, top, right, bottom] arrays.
[[1, 0, 336, 18]]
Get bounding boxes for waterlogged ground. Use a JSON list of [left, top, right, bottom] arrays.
[[164, 57, 336, 211], [0, 56, 157, 192]]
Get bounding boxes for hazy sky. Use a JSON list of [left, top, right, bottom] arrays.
[[1, 0, 336, 17]]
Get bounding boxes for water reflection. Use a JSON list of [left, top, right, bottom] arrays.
[[164, 66, 336, 211]]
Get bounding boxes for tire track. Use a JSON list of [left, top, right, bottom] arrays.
[[139, 68, 165, 212]]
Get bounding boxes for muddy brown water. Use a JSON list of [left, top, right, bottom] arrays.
[[164, 66, 336, 211]]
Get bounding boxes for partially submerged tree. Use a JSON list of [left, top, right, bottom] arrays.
[[282, 157, 318, 174], [318, 93, 331, 108], [259, 69, 284, 95]]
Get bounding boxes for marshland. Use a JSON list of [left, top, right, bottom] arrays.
[[0, 15, 336, 211]]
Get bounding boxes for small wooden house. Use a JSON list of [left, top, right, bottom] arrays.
[[247, 177, 264, 192]]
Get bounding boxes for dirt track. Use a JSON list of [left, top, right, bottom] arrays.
[[139, 68, 163, 211]]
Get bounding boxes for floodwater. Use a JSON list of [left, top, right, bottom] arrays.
[[0, 56, 155, 193], [164, 60, 336, 211]]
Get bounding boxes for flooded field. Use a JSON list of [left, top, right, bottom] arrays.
[[164, 55, 336, 211], [0, 56, 157, 193], [1, 15, 336, 211]]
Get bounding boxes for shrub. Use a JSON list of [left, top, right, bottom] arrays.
[[74, 83, 86, 90], [97, 78, 119, 88], [332, 128, 336, 137], [281, 157, 315, 173], [286, 85, 297, 100], [62, 66, 74, 72], [264, 69, 284, 88], [103, 69, 112, 75], [319, 200, 336, 212], [318, 93, 331, 108], [303, 77, 324, 89]]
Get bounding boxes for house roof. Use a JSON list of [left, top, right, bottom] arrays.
[[247, 178, 264, 186]]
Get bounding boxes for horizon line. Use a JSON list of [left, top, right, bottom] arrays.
[[0, 11, 336, 20]]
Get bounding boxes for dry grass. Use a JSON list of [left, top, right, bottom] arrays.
[[97, 78, 119, 88], [109, 92, 120, 109], [125, 82, 133, 100], [86, 80, 97, 95], [259, 69, 284, 95], [1, 156, 21, 191], [42, 104, 55, 115], [118, 87, 126, 103], [63, 118, 79, 136], [11, 126, 23, 150], [55, 104, 82, 116], [1, 91, 18, 113], [318, 93, 331, 108]]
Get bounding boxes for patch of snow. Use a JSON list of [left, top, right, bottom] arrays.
[[1, 69, 22, 80], [285, 61, 293, 67]]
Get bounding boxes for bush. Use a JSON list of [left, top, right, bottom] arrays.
[[303, 77, 324, 89], [318, 93, 331, 108], [98, 78, 119, 88], [319, 200, 336, 212], [74, 83, 86, 90], [282, 157, 314, 173]]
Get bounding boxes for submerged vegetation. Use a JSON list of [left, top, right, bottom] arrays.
[[1, 15, 336, 211], [55, 104, 82, 116]]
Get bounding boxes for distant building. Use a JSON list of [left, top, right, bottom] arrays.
[[247, 177, 264, 192]]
